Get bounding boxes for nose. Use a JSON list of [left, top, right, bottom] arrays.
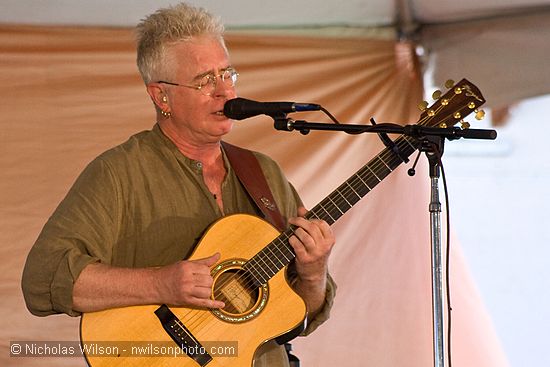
[[213, 75, 237, 99]]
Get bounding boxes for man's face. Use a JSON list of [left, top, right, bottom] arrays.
[[163, 36, 237, 144]]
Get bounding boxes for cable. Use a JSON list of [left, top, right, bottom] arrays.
[[436, 148, 453, 367], [320, 106, 341, 124]]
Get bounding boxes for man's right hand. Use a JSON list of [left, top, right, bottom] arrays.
[[154, 253, 225, 309]]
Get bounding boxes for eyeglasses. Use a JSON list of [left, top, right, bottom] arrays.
[[157, 67, 238, 96]]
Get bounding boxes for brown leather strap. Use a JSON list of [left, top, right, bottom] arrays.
[[221, 141, 286, 231]]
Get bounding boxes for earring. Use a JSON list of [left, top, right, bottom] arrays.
[[160, 95, 170, 117]]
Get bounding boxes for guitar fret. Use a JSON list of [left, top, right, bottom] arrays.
[[403, 137, 416, 150], [265, 244, 286, 267], [253, 256, 275, 279], [355, 173, 372, 190], [374, 158, 392, 177], [277, 243, 292, 262], [252, 260, 271, 283], [317, 203, 336, 222], [336, 190, 353, 209], [345, 182, 362, 199], [366, 165, 381, 181], [247, 259, 268, 284], [383, 153, 400, 169], [308, 211, 321, 220], [271, 243, 287, 263], [273, 241, 292, 263], [377, 156, 392, 171], [328, 196, 345, 215], [260, 254, 277, 276], [247, 229, 298, 283]]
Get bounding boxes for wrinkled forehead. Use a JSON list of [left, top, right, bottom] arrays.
[[165, 36, 231, 79]]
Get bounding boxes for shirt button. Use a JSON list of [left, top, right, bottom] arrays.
[[196, 162, 203, 170]]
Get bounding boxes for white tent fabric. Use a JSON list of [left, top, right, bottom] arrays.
[[422, 11, 550, 108]]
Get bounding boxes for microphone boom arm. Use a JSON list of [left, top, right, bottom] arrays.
[[273, 117, 497, 141]]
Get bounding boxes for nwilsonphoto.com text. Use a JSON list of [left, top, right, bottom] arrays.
[[10, 341, 238, 358]]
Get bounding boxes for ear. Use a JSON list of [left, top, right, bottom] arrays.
[[146, 83, 169, 110]]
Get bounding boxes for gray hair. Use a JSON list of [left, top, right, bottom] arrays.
[[136, 2, 225, 84]]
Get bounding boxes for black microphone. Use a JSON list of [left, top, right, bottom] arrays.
[[224, 97, 321, 120]]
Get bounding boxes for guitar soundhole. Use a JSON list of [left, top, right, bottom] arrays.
[[210, 259, 269, 323], [214, 269, 258, 315]]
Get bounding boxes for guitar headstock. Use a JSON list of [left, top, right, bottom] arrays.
[[417, 79, 486, 129]]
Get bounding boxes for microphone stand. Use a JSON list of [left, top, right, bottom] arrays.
[[423, 134, 447, 367], [272, 115, 497, 367]]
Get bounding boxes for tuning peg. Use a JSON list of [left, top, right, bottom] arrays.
[[461, 121, 471, 129], [454, 112, 462, 119], [445, 79, 455, 88], [439, 123, 448, 128], [418, 101, 428, 111], [454, 87, 462, 94], [432, 90, 442, 100], [468, 102, 476, 109], [475, 109, 485, 120], [441, 98, 449, 106]]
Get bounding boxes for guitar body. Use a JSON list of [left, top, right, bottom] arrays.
[[80, 214, 307, 367]]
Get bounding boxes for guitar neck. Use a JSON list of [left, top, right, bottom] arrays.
[[244, 135, 419, 286], [244, 78, 487, 286], [306, 135, 418, 224]]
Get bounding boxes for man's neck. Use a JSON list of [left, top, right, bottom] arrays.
[[159, 120, 222, 165]]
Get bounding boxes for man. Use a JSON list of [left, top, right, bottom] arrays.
[[22, 3, 336, 366]]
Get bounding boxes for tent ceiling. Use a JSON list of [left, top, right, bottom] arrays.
[[1, 0, 549, 28], [2, 0, 549, 108]]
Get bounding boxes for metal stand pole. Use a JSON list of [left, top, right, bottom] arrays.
[[427, 141, 446, 367]]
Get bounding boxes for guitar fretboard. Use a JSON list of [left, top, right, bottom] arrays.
[[243, 135, 420, 286]]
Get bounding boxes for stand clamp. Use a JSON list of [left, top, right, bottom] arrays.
[[370, 118, 409, 164]]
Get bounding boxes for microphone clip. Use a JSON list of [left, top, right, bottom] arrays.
[[273, 116, 310, 135]]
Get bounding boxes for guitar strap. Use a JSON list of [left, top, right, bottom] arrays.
[[221, 141, 286, 232], [221, 141, 301, 361]]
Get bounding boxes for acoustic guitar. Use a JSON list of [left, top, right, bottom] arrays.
[[80, 79, 485, 366]]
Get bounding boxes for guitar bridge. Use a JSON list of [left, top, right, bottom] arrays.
[[154, 304, 213, 366]]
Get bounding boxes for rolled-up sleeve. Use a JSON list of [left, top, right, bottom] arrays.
[[21, 157, 119, 316], [301, 273, 337, 335]]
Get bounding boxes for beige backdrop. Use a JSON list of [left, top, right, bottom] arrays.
[[0, 25, 508, 366]]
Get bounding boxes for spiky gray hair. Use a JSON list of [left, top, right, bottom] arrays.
[[136, 2, 225, 84]]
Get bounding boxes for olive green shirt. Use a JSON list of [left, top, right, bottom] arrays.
[[22, 124, 335, 366]]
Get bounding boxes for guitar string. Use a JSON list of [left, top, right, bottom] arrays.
[[174, 90, 468, 334]]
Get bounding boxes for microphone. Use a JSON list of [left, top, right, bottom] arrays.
[[224, 97, 321, 120]]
